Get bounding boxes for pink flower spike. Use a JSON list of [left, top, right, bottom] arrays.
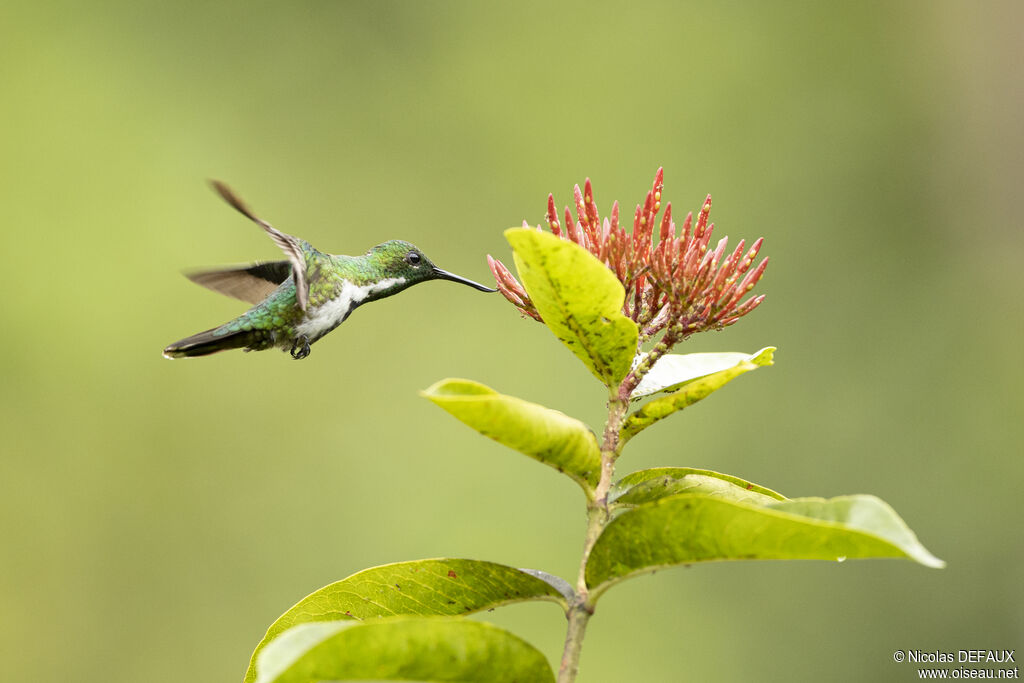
[[567, 217, 582, 247], [678, 211, 693, 257], [584, 178, 600, 236], [487, 255, 520, 291], [721, 256, 769, 313], [573, 185, 590, 237], [731, 293, 766, 319], [659, 203, 673, 243], [714, 239, 745, 292], [692, 249, 718, 293], [738, 237, 764, 273], [708, 238, 737, 295], [709, 237, 729, 269], [546, 194, 561, 237], [694, 195, 712, 238], [738, 257, 769, 294], [598, 224, 611, 263]]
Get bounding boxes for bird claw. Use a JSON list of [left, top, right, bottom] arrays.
[[290, 337, 311, 360]]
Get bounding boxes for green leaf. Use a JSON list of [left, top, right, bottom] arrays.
[[765, 497, 944, 568], [422, 378, 601, 494], [586, 493, 944, 596], [620, 347, 774, 444], [244, 559, 565, 683], [631, 347, 776, 398], [506, 228, 639, 388], [255, 617, 555, 683], [610, 467, 786, 508]]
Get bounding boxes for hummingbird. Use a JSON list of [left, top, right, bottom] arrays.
[[163, 182, 495, 360]]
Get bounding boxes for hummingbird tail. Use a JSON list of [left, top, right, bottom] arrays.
[[162, 327, 255, 359]]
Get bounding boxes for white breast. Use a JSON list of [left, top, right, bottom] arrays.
[[295, 277, 405, 340]]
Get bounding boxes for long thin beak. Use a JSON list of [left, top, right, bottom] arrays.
[[432, 267, 497, 292]]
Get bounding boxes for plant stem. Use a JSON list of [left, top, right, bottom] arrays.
[[557, 392, 629, 683], [557, 596, 592, 682]]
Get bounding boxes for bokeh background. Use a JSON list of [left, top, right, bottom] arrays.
[[2, 2, 1020, 681]]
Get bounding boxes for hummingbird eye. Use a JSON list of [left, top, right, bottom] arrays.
[[405, 251, 422, 266]]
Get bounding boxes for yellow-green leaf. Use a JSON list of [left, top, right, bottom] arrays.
[[621, 347, 774, 444], [255, 617, 554, 683], [586, 493, 944, 598], [422, 378, 601, 495], [244, 559, 565, 683], [610, 467, 786, 508], [506, 228, 638, 388], [631, 348, 776, 398]]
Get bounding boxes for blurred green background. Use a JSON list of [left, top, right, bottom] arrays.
[[2, 1, 1020, 681]]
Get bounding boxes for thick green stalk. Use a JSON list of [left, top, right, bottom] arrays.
[[557, 392, 629, 683], [557, 334, 674, 682], [557, 592, 592, 682]]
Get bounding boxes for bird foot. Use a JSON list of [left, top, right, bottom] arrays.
[[290, 336, 311, 360]]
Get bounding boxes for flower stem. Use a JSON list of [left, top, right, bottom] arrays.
[[557, 392, 629, 682]]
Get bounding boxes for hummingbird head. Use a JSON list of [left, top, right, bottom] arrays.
[[367, 240, 496, 292]]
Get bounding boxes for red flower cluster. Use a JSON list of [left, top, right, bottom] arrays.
[[488, 169, 768, 344]]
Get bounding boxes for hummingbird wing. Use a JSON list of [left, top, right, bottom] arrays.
[[184, 261, 292, 305], [209, 181, 310, 311]]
